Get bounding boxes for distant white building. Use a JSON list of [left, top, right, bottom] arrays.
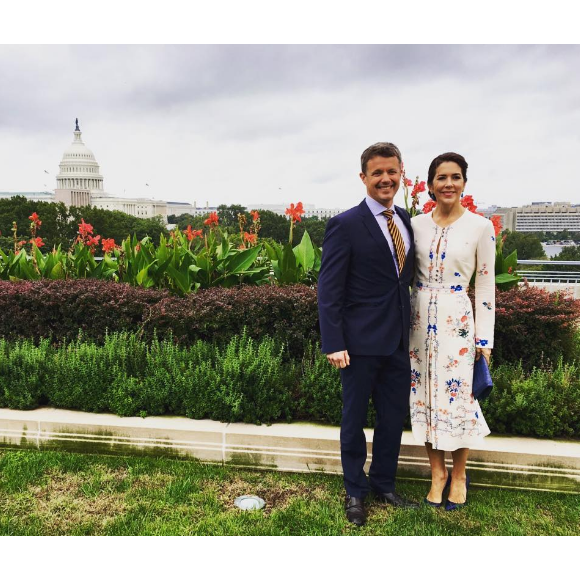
[[166, 201, 218, 218], [248, 203, 343, 219], [2, 120, 197, 223], [488, 202, 580, 232]]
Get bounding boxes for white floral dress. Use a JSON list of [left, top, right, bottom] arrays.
[[409, 210, 495, 451]]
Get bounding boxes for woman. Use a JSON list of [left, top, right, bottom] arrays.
[[409, 152, 495, 510]]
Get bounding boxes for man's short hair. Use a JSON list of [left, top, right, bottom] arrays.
[[361, 142, 402, 174]]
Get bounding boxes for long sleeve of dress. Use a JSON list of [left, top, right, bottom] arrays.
[[474, 220, 496, 349]]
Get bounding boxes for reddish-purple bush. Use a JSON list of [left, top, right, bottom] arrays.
[[0, 279, 167, 343], [494, 283, 580, 369], [1, 280, 578, 367], [0, 280, 319, 355], [142, 284, 319, 356]]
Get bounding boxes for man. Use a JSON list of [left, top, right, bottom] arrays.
[[317, 142, 418, 526]]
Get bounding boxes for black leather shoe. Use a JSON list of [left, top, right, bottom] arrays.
[[373, 491, 420, 509], [345, 495, 366, 526]]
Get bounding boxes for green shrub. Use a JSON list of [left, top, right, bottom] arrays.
[[0, 338, 50, 409], [481, 359, 580, 438], [44, 334, 122, 412], [204, 332, 296, 424], [0, 333, 578, 438]]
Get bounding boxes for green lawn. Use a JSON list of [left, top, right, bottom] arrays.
[[0, 449, 578, 536]]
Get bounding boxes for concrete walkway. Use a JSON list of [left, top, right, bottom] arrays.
[[1, 407, 579, 493]]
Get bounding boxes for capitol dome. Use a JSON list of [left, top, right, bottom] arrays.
[[56, 119, 106, 196]]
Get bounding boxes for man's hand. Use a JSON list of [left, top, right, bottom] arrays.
[[475, 347, 492, 365], [326, 350, 350, 369]]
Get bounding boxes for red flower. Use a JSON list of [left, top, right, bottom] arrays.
[[459, 348, 469, 356], [17, 240, 27, 247], [422, 200, 437, 213], [28, 212, 42, 227], [285, 201, 305, 222], [404, 178, 413, 187], [411, 180, 426, 198], [78, 218, 94, 237], [204, 212, 219, 227], [250, 210, 260, 222], [490, 214, 503, 236], [29, 237, 44, 248], [508, 266, 513, 274], [86, 234, 101, 247], [102, 238, 116, 253]]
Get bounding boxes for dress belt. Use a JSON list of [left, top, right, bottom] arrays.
[[415, 281, 465, 293]]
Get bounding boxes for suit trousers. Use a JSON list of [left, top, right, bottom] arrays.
[[339, 340, 411, 498]]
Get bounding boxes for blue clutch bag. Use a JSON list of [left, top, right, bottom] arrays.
[[473, 356, 493, 400]]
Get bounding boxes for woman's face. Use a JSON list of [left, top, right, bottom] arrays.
[[429, 161, 466, 210]]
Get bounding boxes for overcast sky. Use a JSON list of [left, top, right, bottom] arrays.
[[1, 44, 579, 210]]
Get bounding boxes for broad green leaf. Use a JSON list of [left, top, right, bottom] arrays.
[[293, 230, 315, 271], [224, 245, 261, 275]]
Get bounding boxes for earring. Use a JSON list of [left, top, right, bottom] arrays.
[[429, 191, 436, 201], [461, 191, 464, 198]]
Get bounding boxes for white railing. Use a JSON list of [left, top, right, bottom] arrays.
[[517, 260, 580, 284]]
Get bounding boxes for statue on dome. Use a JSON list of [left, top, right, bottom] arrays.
[[75, 118, 80, 131]]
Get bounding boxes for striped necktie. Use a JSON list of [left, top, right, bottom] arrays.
[[382, 209, 406, 275]]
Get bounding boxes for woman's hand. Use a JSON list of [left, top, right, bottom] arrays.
[[475, 347, 492, 365]]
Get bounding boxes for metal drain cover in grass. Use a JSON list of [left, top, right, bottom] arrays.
[[234, 495, 266, 510]]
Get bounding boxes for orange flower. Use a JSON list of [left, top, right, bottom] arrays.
[[184, 225, 203, 241], [285, 201, 305, 222], [204, 212, 219, 227], [459, 348, 468, 356], [102, 238, 116, 253], [250, 210, 260, 222], [29, 237, 44, 248], [244, 232, 257, 245]]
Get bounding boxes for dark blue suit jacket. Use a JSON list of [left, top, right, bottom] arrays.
[[318, 200, 415, 357]]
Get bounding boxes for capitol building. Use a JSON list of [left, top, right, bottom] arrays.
[[0, 120, 344, 222], [1, 120, 195, 223]]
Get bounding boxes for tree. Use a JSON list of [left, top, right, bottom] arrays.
[[217, 204, 247, 230], [552, 245, 580, 271], [0, 196, 168, 251], [502, 231, 547, 260]]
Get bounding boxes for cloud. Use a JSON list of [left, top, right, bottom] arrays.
[[0, 45, 579, 210]]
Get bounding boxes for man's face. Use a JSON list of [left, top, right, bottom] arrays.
[[360, 155, 401, 208]]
